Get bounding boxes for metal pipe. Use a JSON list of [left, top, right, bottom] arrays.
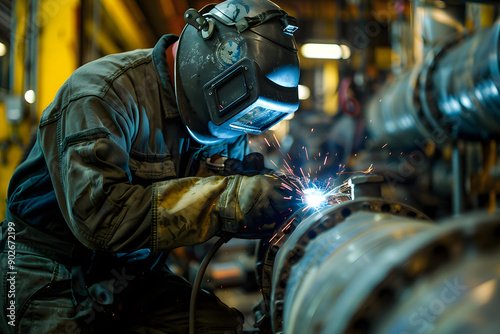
[[261, 200, 500, 334], [365, 65, 430, 148], [421, 20, 500, 141], [367, 19, 500, 148], [281, 211, 432, 334], [260, 191, 431, 333]]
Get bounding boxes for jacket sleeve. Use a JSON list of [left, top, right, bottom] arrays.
[[42, 95, 229, 253]]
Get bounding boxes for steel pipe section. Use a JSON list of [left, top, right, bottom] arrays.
[[260, 197, 431, 333], [260, 201, 500, 333], [365, 64, 432, 148], [367, 20, 500, 147]]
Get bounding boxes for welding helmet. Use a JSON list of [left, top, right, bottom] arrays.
[[175, 0, 300, 144]]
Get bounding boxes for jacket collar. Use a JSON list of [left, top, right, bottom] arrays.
[[152, 34, 180, 118]]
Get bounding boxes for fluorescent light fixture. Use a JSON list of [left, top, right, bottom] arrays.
[[0, 43, 6, 57], [301, 43, 341, 59], [301, 43, 351, 60], [24, 90, 36, 104], [340, 44, 351, 59], [298, 84, 310, 100]]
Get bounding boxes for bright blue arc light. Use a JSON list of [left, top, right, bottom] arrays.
[[303, 188, 328, 209]]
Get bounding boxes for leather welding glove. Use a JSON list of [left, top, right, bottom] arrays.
[[213, 173, 300, 238], [154, 173, 300, 251]]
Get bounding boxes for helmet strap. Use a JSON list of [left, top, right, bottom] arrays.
[[234, 9, 298, 35]]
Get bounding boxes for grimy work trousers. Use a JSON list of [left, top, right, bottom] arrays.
[[0, 238, 243, 334]]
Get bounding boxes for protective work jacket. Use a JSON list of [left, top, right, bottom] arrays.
[[6, 34, 248, 261]]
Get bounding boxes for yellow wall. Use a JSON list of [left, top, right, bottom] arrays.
[[1, 0, 28, 221], [38, 0, 80, 115], [1, 0, 79, 221], [323, 62, 339, 116], [0, 104, 24, 221]]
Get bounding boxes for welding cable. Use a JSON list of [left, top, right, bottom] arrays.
[[189, 233, 232, 334]]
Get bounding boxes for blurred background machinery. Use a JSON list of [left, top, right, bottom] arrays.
[[1, 0, 500, 333]]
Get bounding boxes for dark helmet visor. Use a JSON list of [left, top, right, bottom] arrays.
[[203, 57, 298, 134]]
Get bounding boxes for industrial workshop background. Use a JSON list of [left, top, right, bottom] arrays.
[[2, 1, 500, 332]]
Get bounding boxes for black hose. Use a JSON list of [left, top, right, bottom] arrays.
[[189, 234, 232, 334]]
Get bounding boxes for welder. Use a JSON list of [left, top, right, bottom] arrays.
[[0, 0, 300, 333]]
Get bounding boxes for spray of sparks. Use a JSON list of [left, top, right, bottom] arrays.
[[260, 134, 374, 212]]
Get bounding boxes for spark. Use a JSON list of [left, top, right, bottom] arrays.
[[274, 233, 286, 244], [365, 164, 374, 174], [273, 133, 281, 148], [283, 159, 294, 174], [283, 217, 296, 230], [311, 128, 314, 132], [250, 137, 368, 215], [281, 182, 293, 191], [325, 178, 331, 190], [382, 143, 388, 148], [299, 178, 351, 211], [300, 167, 306, 178], [340, 164, 374, 175]]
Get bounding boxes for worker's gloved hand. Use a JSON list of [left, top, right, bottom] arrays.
[[223, 152, 273, 176], [214, 173, 301, 239]]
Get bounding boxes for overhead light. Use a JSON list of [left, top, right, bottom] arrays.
[[0, 43, 6, 57], [24, 90, 36, 104], [301, 43, 351, 60], [340, 45, 351, 59], [298, 84, 310, 100]]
